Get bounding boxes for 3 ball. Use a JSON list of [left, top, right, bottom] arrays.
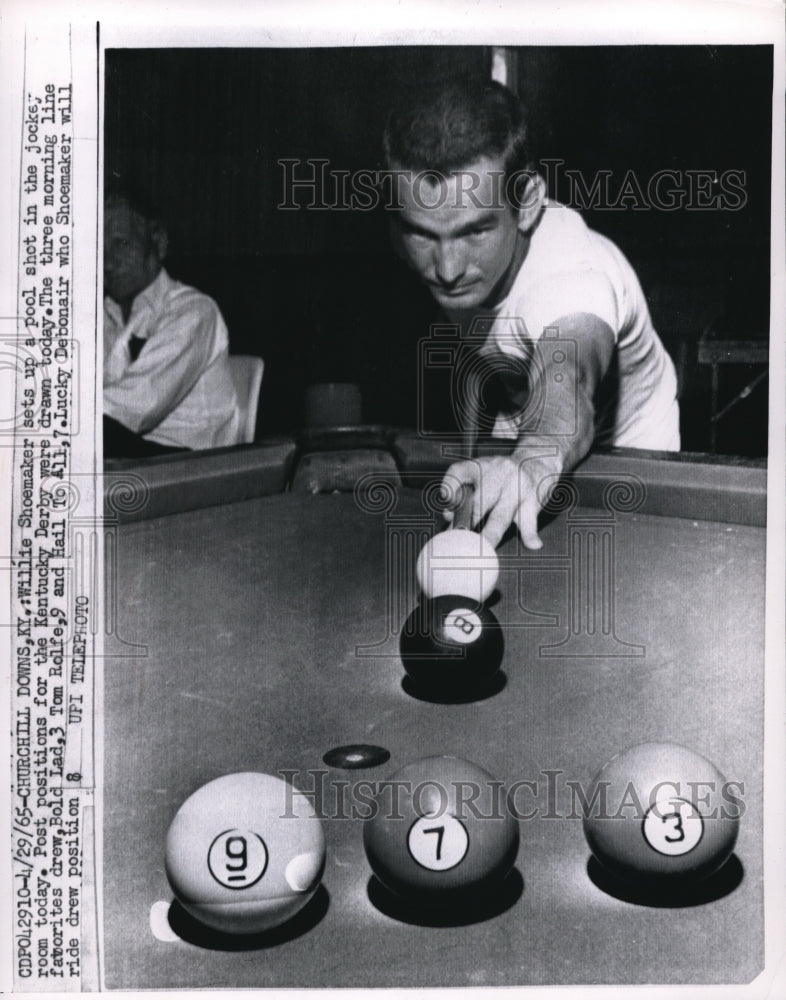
[[582, 742, 740, 883]]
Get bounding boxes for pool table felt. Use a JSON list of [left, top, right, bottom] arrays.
[[103, 489, 764, 987]]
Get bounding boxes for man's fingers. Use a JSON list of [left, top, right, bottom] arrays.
[[482, 491, 518, 548], [443, 460, 480, 482], [441, 461, 483, 525], [440, 457, 540, 549], [514, 494, 543, 550]]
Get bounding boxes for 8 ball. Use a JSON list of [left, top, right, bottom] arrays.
[[399, 595, 504, 692]]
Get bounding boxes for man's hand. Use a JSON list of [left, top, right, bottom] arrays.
[[442, 312, 615, 550], [442, 455, 557, 550]]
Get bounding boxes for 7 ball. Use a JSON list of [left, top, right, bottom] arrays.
[[363, 755, 519, 900]]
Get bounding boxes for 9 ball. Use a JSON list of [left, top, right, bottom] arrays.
[[165, 772, 326, 934], [363, 755, 519, 899], [399, 596, 504, 691], [582, 742, 740, 883]]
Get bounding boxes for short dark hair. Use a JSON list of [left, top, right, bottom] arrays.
[[104, 180, 164, 228], [383, 77, 534, 184]]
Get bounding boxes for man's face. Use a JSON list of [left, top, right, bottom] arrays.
[[393, 156, 526, 311], [104, 203, 163, 306]]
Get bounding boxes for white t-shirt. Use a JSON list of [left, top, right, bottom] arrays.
[[449, 202, 680, 450], [104, 268, 241, 450]]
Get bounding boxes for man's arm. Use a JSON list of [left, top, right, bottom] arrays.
[[104, 298, 222, 436], [446, 312, 615, 548]]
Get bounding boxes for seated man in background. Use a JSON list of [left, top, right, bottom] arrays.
[[383, 79, 679, 548], [103, 187, 240, 457]]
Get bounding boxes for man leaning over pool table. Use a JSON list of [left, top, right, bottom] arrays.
[[382, 78, 679, 549]]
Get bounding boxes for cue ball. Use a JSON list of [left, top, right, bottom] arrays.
[[399, 596, 504, 690], [165, 772, 326, 934], [582, 742, 740, 882], [416, 529, 499, 603], [363, 756, 519, 898]]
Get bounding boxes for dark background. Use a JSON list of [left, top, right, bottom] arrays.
[[104, 46, 773, 455]]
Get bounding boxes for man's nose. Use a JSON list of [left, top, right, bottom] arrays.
[[433, 240, 466, 286]]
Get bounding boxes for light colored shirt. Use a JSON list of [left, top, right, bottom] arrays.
[[104, 268, 241, 450], [449, 200, 680, 451]]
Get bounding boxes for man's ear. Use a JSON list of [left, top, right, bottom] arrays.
[[515, 172, 546, 235], [151, 225, 169, 262]]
